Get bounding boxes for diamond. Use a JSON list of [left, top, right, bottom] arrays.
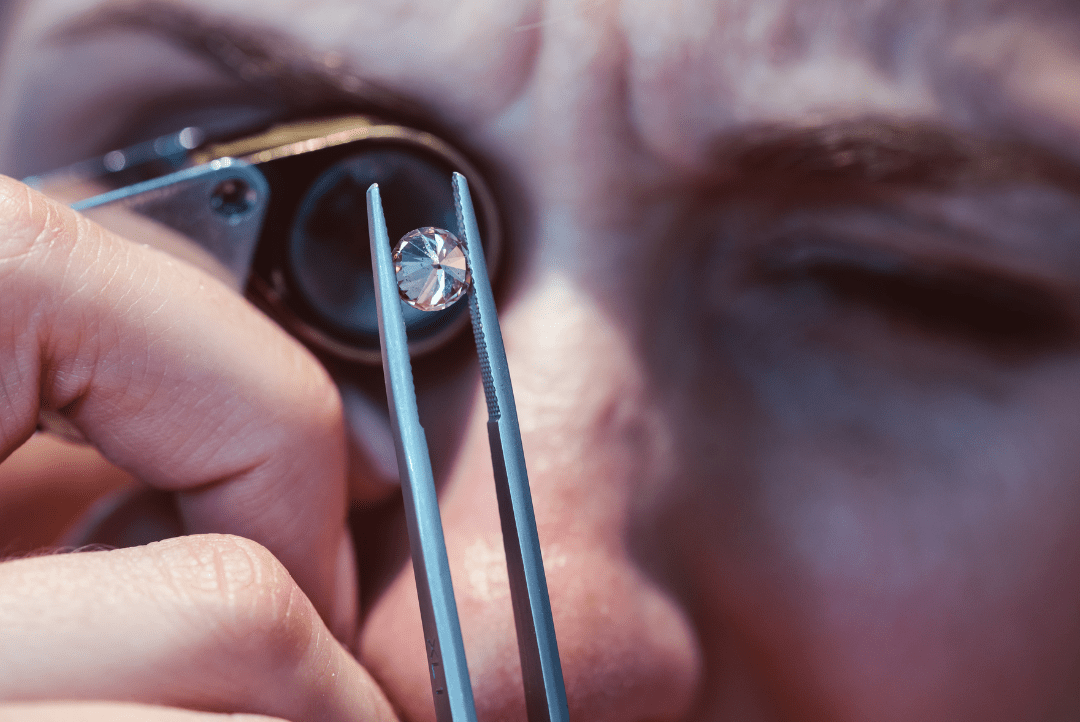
[[393, 227, 471, 312]]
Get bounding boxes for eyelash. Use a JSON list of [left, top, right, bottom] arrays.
[[761, 257, 1078, 357]]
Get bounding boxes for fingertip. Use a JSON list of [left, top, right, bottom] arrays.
[[0, 536, 401, 722]]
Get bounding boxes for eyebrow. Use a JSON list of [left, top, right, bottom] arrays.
[[705, 119, 1080, 198], [53, 1, 416, 119]]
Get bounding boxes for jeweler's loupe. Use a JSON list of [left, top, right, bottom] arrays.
[[28, 116, 502, 364]]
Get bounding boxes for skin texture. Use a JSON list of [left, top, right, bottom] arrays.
[[1, 0, 1080, 720]]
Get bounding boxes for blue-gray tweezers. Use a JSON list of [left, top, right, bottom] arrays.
[[367, 174, 570, 722]]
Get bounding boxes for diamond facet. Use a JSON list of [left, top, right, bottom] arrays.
[[393, 227, 471, 312]]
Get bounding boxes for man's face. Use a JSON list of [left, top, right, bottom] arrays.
[[3, 0, 1080, 719]]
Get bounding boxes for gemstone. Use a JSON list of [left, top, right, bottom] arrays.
[[393, 227, 471, 312]]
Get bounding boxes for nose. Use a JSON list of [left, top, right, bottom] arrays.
[[358, 277, 702, 721]]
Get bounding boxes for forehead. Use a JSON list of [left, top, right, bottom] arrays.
[[618, 0, 1080, 165], [4, 0, 1080, 171]]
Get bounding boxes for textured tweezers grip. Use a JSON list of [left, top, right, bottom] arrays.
[[367, 184, 478, 722], [467, 292, 501, 421], [453, 182, 501, 421], [453, 173, 570, 722]]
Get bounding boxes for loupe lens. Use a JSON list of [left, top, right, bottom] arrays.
[[289, 150, 461, 346], [247, 126, 501, 365]]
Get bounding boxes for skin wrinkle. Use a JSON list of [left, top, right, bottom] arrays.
[[0, 210, 45, 443], [139, 538, 330, 717], [175, 541, 294, 673], [530, 0, 634, 213], [762, 0, 958, 80], [0, 187, 77, 362], [146, 538, 197, 619], [19, 206, 111, 430], [64, 218, 111, 303], [0, 372, 34, 451], [50, 294, 114, 424], [213, 538, 261, 625], [65, 255, 137, 404], [260, 580, 333, 718]]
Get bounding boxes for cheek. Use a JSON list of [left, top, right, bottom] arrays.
[[641, 314, 1080, 718], [777, 407, 1080, 719]]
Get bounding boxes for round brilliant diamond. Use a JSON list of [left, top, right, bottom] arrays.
[[393, 227, 471, 312]]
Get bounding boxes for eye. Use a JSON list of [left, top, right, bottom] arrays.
[[758, 250, 1079, 358]]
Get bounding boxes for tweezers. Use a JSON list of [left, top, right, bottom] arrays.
[[367, 174, 570, 722]]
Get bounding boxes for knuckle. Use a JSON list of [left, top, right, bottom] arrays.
[[149, 534, 318, 668], [0, 176, 77, 271], [0, 176, 106, 359]]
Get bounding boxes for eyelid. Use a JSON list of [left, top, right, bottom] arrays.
[[756, 238, 1075, 307], [755, 240, 1080, 357], [743, 190, 1080, 285]]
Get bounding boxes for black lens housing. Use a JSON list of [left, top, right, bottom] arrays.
[[196, 117, 501, 364]]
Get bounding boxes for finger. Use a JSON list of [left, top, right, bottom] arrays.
[[0, 176, 354, 635], [0, 701, 285, 722], [0, 535, 399, 722]]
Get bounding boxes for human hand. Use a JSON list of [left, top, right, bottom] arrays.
[[0, 176, 395, 719]]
